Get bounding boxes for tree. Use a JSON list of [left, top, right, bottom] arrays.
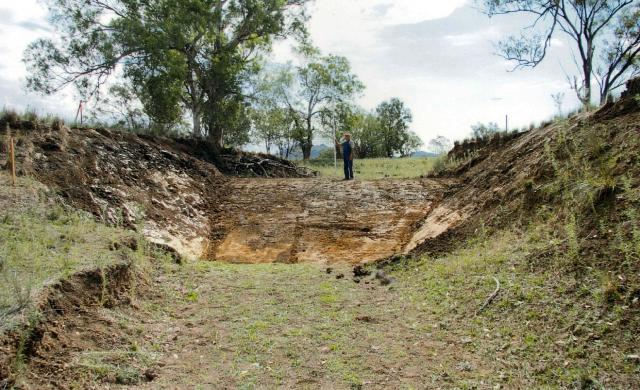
[[93, 84, 149, 132], [350, 112, 383, 159], [376, 98, 413, 157], [401, 131, 424, 157], [319, 102, 363, 159], [471, 122, 500, 139], [250, 63, 303, 157], [281, 49, 365, 160], [481, 0, 640, 107], [428, 136, 453, 156], [24, 0, 309, 149], [251, 107, 283, 154]]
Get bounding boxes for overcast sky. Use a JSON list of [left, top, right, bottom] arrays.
[[0, 0, 581, 143]]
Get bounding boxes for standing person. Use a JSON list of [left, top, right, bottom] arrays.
[[336, 132, 355, 180]]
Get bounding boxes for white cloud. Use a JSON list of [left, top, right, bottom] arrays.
[[443, 27, 501, 47], [306, 0, 468, 51], [0, 0, 77, 116]]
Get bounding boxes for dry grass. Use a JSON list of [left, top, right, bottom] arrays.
[[300, 157, 437, 180]]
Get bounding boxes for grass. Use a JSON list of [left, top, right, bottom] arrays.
[[74, 350, 159, 385], [389, 226, 640, 388], [124, 224, 639, 389], [0, 175, 149, 331], [299, 156, 438, 180]]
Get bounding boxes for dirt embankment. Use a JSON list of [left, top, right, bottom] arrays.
[[408, 79, 640, 257], [4, 127, 313, 262], [0, 262, 142, 389]]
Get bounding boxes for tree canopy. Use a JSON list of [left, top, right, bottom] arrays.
[[480, 0, 640, 106], [25, 0, 309, 148]]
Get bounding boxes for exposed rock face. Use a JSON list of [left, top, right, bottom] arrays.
[[7, 125, 460, 264], [21, 127, 226, 261], [209, 178, 451, 264]]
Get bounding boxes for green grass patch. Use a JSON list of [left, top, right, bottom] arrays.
[[299, 157, 437, 180], [0, 180, 148, 330]]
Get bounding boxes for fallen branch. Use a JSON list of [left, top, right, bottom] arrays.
[[477, 276, 501, 315]]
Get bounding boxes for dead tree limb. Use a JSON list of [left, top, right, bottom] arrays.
[[477, 277, 501, 315]]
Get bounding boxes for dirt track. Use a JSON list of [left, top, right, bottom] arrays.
[[209, 178, 451, 264]]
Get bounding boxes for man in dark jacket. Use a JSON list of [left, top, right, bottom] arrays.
[[338, 133, 354, 180]]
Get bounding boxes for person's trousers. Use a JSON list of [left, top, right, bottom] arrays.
[[343, 159, 354, 180]]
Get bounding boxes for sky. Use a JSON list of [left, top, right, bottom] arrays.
[[0, 0, 582, 143]]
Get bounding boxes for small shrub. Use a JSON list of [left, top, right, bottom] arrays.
[[23, 109, 39, 123], [1, 108, 20, 129], [51, 117, 65, 131]]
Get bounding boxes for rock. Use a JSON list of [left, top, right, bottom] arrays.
[[353, 265, 371, 278], [625, 354, 640, 361], [144, 368, 158, 381], [375, 270, 394, 286], [356, 315, 376, 323], [455, 361, 474, 372]]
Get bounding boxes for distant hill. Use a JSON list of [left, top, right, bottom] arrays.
[[289, 144, 333, 160], [412, 151, 439, 158]]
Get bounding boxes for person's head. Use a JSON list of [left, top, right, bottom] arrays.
[[343, 132, 351, 140]]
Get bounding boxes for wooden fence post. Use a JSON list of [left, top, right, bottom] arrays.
[[9, 136, 16, 186]]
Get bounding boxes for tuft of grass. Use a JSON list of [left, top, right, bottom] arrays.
[[430, 150, 479, 176], [74, 350, 158, 385]]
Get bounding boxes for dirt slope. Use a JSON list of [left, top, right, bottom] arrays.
[[9, 126, 225, 260], [410, 88, 640, 257]]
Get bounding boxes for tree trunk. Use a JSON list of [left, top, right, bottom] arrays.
[[301, 142, 312, 160], [192, 107, 202, 138], [582, 41, 593, 109], [208, 122, 224, 151], [335, 143, 343, 160], [301, 118, 313, 160]]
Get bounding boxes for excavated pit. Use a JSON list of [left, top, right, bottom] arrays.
[[8, 125, 463, 265]]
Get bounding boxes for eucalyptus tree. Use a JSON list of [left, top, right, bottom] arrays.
[[278, 49, 364, 160], [250, 63, 301, 155], [375, 98, 413, 158], [401, 131, 424, 157], [350, 113, 384, 158], [481, 0, 640, 107], [319, 102, 364, 159], [428, 136, 453, 156], [24, 0, 309, 148]]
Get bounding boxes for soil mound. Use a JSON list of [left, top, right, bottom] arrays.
[[0, 262, 141, 388]]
